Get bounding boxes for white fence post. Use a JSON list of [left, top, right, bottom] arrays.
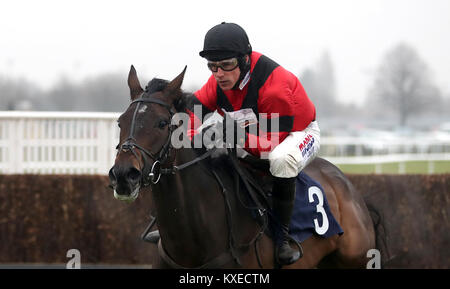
[[398, 162, 406, 174], [428, 161, 435, 174]]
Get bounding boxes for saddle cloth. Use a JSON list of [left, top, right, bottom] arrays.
[[281, 171, 344, 243]]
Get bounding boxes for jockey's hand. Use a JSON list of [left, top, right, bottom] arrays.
[[222, 112, 246, 148]]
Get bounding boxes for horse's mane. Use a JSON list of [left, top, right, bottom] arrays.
[[145, 78, 169, 94], [144, 78, 195, 113], [176, 92, 195, 113]]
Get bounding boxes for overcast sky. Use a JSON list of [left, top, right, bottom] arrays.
[[1, 0, 449, 106]]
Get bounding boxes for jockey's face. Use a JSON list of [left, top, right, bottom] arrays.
[[208, 57, 241, 91]]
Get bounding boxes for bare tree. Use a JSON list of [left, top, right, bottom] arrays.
[[42, 73, 129, 112], [0, 77, 41, 110], [299, 51, 337, 118], [368, 43, 442, 127]]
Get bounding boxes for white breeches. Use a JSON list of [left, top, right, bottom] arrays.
[[268, 121, 320, 178]]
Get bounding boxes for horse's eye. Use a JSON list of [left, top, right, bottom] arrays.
[[158, 120, 168, 129]]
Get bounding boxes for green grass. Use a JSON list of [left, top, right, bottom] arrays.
[[337, 160, 450, 174]]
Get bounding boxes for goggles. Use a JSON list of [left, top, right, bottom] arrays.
[[207, 58, 239, 72]]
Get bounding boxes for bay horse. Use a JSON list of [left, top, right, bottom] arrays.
[[108, 66, 377, 268]]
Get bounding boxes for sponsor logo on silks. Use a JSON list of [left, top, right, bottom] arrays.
[[299, 134, 315, 157]]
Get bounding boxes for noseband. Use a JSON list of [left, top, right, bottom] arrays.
[[116, 93, 175, 186]]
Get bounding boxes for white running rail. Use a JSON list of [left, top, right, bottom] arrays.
[[1, 111, 449, 175], [0, 111, 120, 174]]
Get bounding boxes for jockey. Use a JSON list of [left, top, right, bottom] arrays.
[[190, 22, 320, 265]]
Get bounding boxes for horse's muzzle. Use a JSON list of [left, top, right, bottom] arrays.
[[108, 166, 142, 202]]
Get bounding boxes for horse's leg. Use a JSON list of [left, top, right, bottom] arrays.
[[316, 225, 374, 268], [282, 211, 373, 269], [327, 213, 376, 268]]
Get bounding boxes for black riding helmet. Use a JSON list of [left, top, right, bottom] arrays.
[[200, 22, 252, 60], [200, 22, 252, 88]]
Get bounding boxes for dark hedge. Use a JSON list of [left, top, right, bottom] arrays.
[[0, 174, 448, 268]]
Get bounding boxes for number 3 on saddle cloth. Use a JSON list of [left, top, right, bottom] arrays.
[[270, 172, 344, 243]]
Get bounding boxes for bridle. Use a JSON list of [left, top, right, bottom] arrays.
[[115, 92, 215, 187], [115, 92, 175, 186]]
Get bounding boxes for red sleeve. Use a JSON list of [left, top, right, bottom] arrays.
[[187, 75, 218, 138], [193, 75, 218, 112], [245, 131, 289, 157]]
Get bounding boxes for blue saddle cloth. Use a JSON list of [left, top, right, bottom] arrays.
[[271, 171, 344, 243]]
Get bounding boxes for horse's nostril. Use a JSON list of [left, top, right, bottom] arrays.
[[108, 167, 117, 181], [128, 168, 142, 183]]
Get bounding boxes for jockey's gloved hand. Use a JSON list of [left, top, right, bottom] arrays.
[[200, 122, 222, 150], [222, 112, 246, 148]]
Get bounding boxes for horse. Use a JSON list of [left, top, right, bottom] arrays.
[[108, 65, 377, 268]]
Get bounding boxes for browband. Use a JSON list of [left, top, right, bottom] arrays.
[[131, 96, 172, 112]]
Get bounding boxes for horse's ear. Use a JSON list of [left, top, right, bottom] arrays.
[[128, 65, 144, 100], [164, 66, 187, 103]]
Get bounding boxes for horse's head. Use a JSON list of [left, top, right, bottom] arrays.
[[108, 65, 186, 202]]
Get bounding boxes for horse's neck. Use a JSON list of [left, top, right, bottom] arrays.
[[153, 148, 231, 265]]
